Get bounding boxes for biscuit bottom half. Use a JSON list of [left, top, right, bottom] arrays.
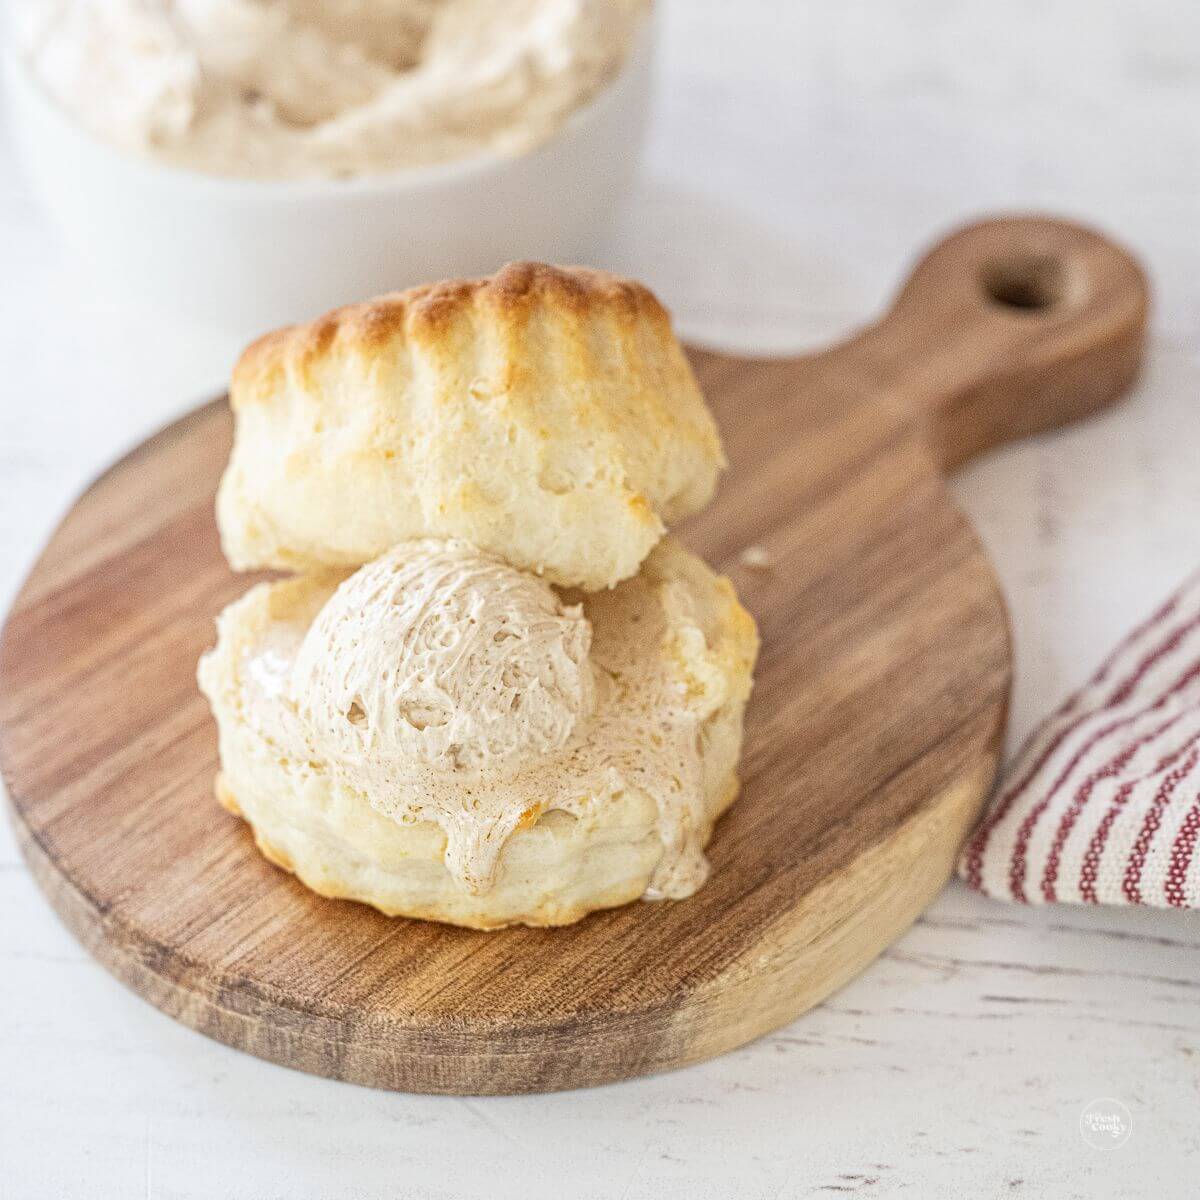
[[198, 539, 757, 929]]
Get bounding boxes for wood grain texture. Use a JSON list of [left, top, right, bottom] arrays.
[[0, 217, 1147, 1095]]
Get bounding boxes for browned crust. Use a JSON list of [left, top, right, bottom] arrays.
[[232, 262, 674, 409]]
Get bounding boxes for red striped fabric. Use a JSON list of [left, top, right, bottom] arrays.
[[959, 571, 1200, 908]]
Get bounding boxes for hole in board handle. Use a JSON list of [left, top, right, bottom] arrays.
[[980, 254, 1065, 312]]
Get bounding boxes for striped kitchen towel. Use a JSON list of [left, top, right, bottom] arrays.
[[960, 570, 1200, 908]]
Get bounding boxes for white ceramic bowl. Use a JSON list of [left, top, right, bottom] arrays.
[[4, 22, 654, 335]]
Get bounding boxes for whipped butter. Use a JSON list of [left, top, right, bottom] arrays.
[[291, 539, 596, 775], [18, 0, 649, 179], [241, 539, 715, 899]]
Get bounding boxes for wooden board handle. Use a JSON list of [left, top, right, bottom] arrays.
[[867, 215, 1150, 469]]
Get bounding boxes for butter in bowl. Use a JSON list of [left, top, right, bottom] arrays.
[[5, 0, 655, 334]]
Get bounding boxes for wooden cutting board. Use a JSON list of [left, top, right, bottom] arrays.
[[0, 217, 1147, 1095]]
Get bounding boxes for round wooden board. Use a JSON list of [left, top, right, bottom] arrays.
[[0, 218, 1147, 1094]]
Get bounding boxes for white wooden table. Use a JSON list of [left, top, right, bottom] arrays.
[[2, 2, 1199, 1196]]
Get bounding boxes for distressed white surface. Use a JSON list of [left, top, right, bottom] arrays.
[[3, 1, 1200, 1197]]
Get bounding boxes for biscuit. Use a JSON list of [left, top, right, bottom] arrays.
[[216, 264, 725, 591], [197, 538, 757, 928]]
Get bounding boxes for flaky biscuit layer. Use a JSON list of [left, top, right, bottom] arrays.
[[198, 539, 757, 928], [217, 264, 725, 591]]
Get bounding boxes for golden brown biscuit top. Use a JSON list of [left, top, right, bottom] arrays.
[[232, 263, 676, 408], [218, 262, 724, 589]]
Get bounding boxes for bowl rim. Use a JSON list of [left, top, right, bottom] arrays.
[[4, 12, 654, 197]]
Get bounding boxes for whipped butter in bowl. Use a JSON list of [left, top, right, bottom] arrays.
[[7, 0, 655, 329]]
